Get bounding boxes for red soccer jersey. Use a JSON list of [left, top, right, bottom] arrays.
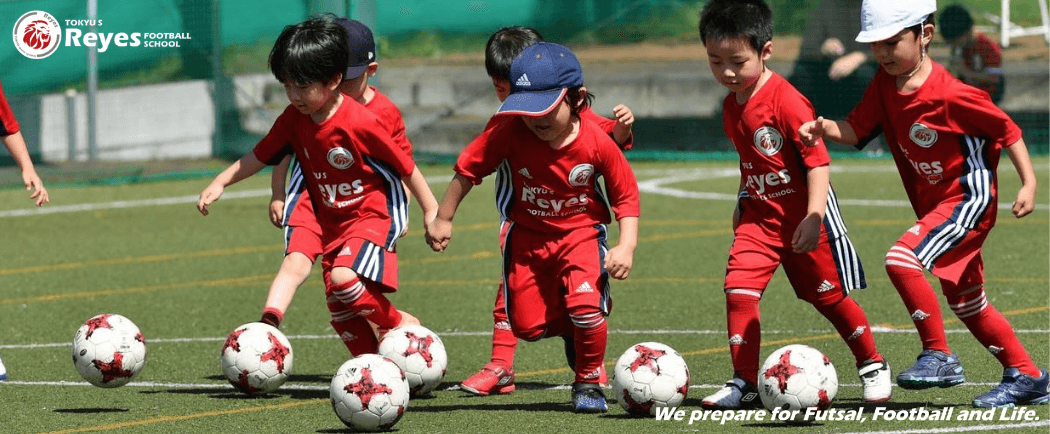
[[285, 87, 413, 234], [0, 80, 20, 137], [723, 72, 831, 233], [962, 31, 1003, 99], [255, 97, 415, 253], [846, 61, 1022, 224], [455, 116, 640, 232]]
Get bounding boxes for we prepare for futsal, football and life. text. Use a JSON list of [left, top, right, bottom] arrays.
[[653, 405, 1043, 425]]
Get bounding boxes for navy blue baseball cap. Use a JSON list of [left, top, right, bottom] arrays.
[[496, 42, 584, 117], [335, 18, 376, 79]]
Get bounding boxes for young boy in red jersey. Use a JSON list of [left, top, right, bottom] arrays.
[[1, 78, 51, 380], [799, 0, 1046, 408], [198, 17, 438, 357], [698, 0, 891, 409], [939, 4, 1005, 104], [460, 26, 637, 396], [426, 42, 640, 413], [259, 18, 421, 344]]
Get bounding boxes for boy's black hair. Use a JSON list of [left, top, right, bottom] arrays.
[[269, 17, 350, 85], [698, 0, 773, 53], [564, 86, 594, 118], [485, 26, 545, 80], [938, 4, 972, 42]]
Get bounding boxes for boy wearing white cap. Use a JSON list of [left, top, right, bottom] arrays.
[[799, 0, 1046, 408], [697, 0, 891, 409], [426, 42, 640, 413]]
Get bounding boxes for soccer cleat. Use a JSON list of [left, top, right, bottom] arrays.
[[701, 377, 761, 410], [973, 368, 1050, 408], [460, 363, 516, 396], [858, 361, 892, 403], [896, 350, 965, 389], [571, 382, 608, 413], [0, 352, 6, 380]]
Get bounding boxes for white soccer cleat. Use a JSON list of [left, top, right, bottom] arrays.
[[859, 361, 892, 403], [0, 352, 8, 380]]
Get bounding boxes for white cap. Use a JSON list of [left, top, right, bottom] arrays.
[[855, 0, 937, 43]]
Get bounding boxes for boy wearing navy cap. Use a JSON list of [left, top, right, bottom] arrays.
[[426, 42, 640, 413]]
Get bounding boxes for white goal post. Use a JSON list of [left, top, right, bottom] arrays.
[[995, 0, 1050, 47]]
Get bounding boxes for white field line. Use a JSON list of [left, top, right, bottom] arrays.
[[3, 328, 1046, 350], [1, 166, 1043, 218], [0, 380, 1006, 391], [832, 421, 1050, 434], [637, 168, 1050, 211]]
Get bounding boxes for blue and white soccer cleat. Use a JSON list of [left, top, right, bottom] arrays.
[[896, 350, 965, 389], [0, 352, 7, 380], [701, 377, 760, 410], [571, 382, 608, 413], [973, 368, 1050, 408]]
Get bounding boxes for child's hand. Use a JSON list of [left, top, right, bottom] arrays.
[[604, 244, 634, 280], [821, 38, 845, 57], [425, 216, 452, 252], [791, 213, 822, 253], [22, 169, 49, 206], [612, 104, 635, 145], [197, 183, 224, 216], [1012, 185, 1036, 218], [798, 116, 826, 146], [269, 199, 285, 228]]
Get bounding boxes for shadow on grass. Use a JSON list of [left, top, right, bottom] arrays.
[[53, 408, 130, 414]]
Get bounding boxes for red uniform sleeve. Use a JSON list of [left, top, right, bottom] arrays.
[[253, 107, 295, 165], [780, 94, 831, 169], [845, 73, 888, 149], [946, 85, 1022, 146], [355, 114, 416, 177], [0, 80, 20, 137], [581, 107, 633, 151], [454, 118, 512, 185], [973, 34, 1002, 68], [594, 134, 640, 220]]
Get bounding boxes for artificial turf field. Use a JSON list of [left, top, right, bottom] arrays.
[[0, 158, 1047, 434]]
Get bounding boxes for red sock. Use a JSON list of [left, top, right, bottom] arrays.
[[813, 297, 882, 367], [726, 291, 761, 385], [885, 245, 950, 353], [330, 317, 379, 356], [490, 304, 517, 368], [330, 277, 401, 330], [570, 310, 607, 383], [948, 286, 1040, 377]]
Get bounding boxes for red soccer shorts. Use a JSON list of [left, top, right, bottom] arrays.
[[321, 237, 399, 292], [724, 221, 866, 301], [500, 223, 612, 341], [896, 202, 990, 287]]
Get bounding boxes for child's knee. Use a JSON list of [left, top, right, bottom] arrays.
[[327, 267, 359, 286], [568, 306, 605, 330], [282, 252, 314, 279], [943, 283, 987, 319], [798, 286, 845, 308]]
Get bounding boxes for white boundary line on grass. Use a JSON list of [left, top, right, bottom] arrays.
[[3, 166, 1045, 218], [832, 420, 1050, 434], [3, 329, 1046, 350]]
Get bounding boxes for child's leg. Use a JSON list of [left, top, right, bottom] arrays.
[[561, 227, 613, 385], [261, 251, 315, 326], [885, 243, 951, 353], [941, 261, 1039, 377], [490, 283, 518, 368], [724, 290, 762, 383], [327, 267, 402, 330]]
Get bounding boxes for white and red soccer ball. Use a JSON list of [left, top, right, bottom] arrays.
[[330, 354, 410, 431], [219, 322, 294, 395], [71, 314, 148, 388], [378, 325, 447, 395], [612, 342, 690, 416], [758, 344, 838, 412]]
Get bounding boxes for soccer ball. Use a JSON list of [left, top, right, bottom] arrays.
[[612, 342, 690, 416], [378, 325, 447, 395], [71, 314, 147, 388], [758, 344, 838, 412], [219, 322, 294, 395], [330, 354, 410, 431]]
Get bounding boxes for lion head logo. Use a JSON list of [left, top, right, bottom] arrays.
[[23, 20, 52, 50], [13, 11, 61, 59]]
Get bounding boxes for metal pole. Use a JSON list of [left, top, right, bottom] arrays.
[[87, 0, 98, 160], [211, 0, 223, 156], [65, 89, 77, 161]]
